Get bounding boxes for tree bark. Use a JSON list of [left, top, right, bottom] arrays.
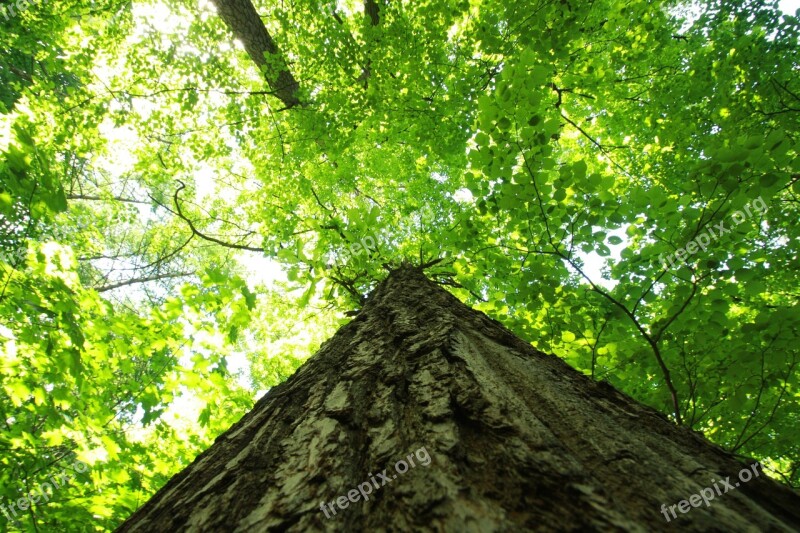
[[364, 0, 380, 26], [118, 265, 800, 531], [209, 0, 300, 109], [357, 0, 380, 88]]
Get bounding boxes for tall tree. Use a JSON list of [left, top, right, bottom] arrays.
[[1, 0, 799, 529], [208, 0, 301, 108], [119, 264, 800, 531]]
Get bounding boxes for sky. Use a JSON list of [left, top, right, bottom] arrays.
[[780, 0, 800, 13]]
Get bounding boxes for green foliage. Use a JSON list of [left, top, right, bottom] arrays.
[[1, 0, 799, 528]]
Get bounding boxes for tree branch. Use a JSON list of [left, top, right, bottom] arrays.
[[67, 194, 150, 205], [94, 272, 193, 293], [160, 181, 266, 252]]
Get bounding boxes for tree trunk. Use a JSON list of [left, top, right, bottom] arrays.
[[209, 0, 300, 109], [118, 265, 800, 532]]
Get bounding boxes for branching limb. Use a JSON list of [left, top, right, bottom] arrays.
[[94, 272, 194, 293], [151, 181, 266, 252]]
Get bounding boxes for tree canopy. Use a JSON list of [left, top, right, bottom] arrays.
[[1, 0, 799, 529]]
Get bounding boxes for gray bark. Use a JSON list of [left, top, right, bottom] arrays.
[[118, 265, 800, 531]]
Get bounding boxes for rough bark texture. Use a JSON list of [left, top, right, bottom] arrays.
[[118, 265, 800, 532], [209, 0, 300, 108]]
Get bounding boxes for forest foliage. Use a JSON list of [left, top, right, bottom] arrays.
[[1, 0, 799, 529]]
